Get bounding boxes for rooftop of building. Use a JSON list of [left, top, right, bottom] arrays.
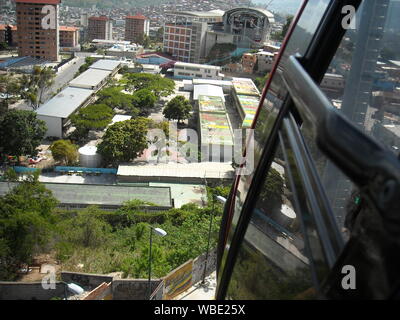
[[0, 182, 172, 208], [126, 14, 148, 20], [59, 26, 79, 32], [36, 87, 94, 118], [232, 77, 260, 96], [89, 16, 109, 21], [224, 7, 275, 21], [117, 162, 234, 180], [199, 111, 234, 146], [69, 68, 112, 88], [89, 59, 121, 71], [198, 94, 226, 113], [165, 10, 225, 18], [194, 85, 225, 102]]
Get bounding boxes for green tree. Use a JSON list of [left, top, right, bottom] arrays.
[[19, 66, 56, 109], [156, 27, 164, 42], [97, 117, 151, 165], [0, 42, 9, 51], [97, 87, 139, 115], [124, 73, 174, 98], [0, 174, 58, 280], [163, 96, 192, 123], [70, 103, 114, 136], [272, 15, 294, 41], [132, 89, 157, 116], [255, 73, 269, 92], [259, 168, 284, 215], [57, 206, 111, 248], [77, 57, 96, 74], [137, 33, 151, 48], [50, 140, 78, 165], [0, 74, 20, 110], [0, 110, 47, 156]]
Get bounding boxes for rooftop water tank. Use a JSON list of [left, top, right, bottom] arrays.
[[78, 145, 102, 168]]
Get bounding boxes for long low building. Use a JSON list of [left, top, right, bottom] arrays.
[[198, 95, 234, 162], [231, 78, 261, 129], [36, 59, 121, 138], [174, 61, 224, 80], [36, 87, 94, 138], [69, 68, 112, 90], [89, 59, 121, 75], [0, 182, 172, 210], [117, 162, 234, 184]]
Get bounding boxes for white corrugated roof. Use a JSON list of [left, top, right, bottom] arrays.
[[118, 162, 234, 179], [36, 87, 94, 118], [193, 85, 225, 101], [70, 68, 112, 88], [89, 59, 121, 71]]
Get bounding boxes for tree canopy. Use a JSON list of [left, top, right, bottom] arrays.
[[163, 96, 192, 123], [70, 103, 114, 134], [124, 73, 175, 98], [19, 66, 56, 109], [97, 117, 151, 165], [0, 110, 47, 156], [271, 15, 294, 41], [0, 173, 58, 280], [97, 87, 139, 115], [0, 74, 20, 111], [132, 89, 157, 116]]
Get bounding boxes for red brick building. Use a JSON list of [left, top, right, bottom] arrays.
[[15, 0, 60, 61], [125, 14, 149, 43], [88, 16, 112, 41], [59, 26, 79, 49]]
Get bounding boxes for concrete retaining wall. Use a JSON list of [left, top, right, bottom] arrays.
[[61, 272, 113, 290], [0, 281, 66, 300], [112, 279, 162, 300], [192, 248, 217, 285]]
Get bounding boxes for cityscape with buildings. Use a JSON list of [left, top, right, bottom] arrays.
[[1, 0, 400, 303]]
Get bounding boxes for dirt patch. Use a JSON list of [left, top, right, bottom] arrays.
[[16, 252, 61, 282]]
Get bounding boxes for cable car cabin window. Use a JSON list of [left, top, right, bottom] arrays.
[[300, 0, 400, 236], [226, 140, 321, 300], [222, 0, 332, 269]]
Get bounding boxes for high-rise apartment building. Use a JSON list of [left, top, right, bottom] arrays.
[[163, 11, 224, 64], [0, 24, 17, 47], [125, 14, 149, 43], [15, 0, 60, 61], [59, 26, 80, 50], [88, 16, 112, 41]]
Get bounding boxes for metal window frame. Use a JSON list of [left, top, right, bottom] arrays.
[[216, 0, 364, 299]]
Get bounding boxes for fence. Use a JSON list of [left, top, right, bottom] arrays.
[[12, 166, 41, 173], [55, 166, 117, 174], [1, 248, 217, 300]]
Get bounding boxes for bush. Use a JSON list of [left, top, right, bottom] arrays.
[[50, 140, 78, 165]]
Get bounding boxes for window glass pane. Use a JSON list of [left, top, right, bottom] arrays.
[[226, 140, 318, 299], [219, 0, 332, 278], [302, 0, 400, 237]]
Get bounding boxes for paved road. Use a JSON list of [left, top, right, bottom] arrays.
[[9, 56, 87, 110], [41, 56, 86, 102]]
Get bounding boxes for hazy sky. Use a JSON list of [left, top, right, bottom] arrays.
[[253, 0, 302, 15]]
